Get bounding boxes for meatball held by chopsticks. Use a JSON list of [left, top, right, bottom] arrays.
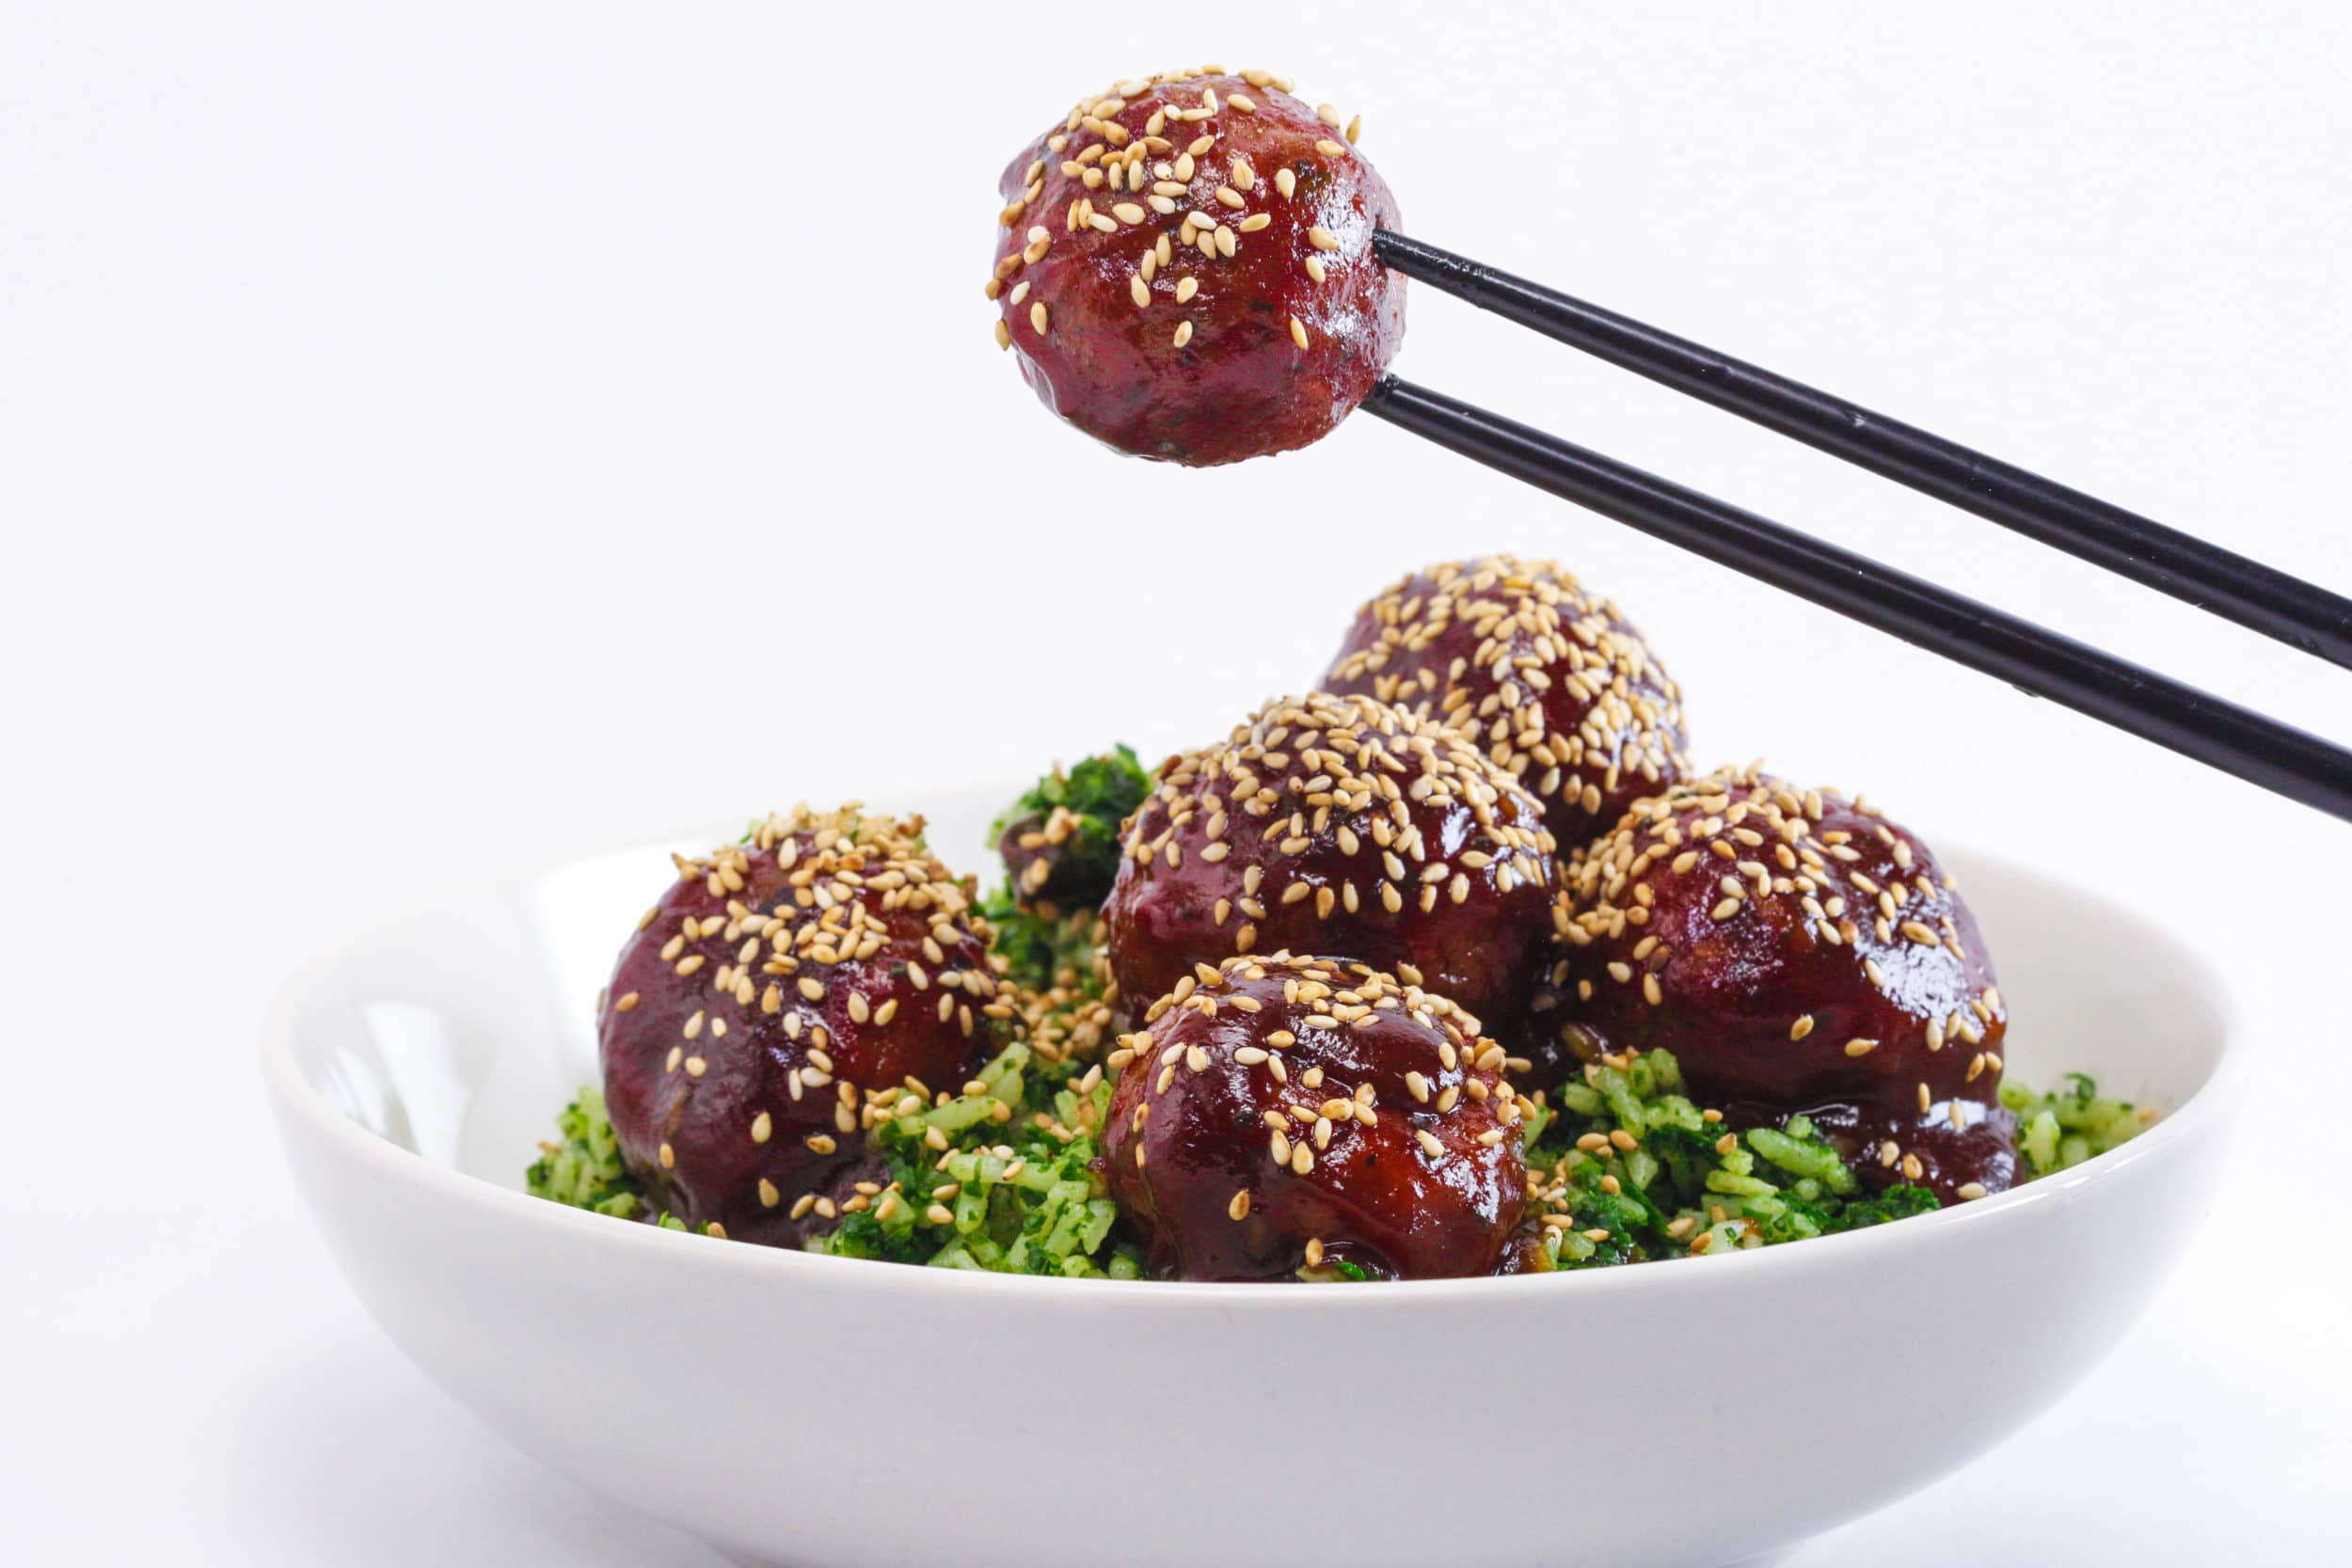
[[1103, 954, 1529, 1280], [1545, 768, 2017, 1202], [1322, 554, 1692, 851], [599, 807, 1006, 1243], [1104, 691, 1559, 1041], [988, 68, 1403, 466]]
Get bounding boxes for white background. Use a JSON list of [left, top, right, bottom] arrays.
[[5, 2, 2348, 1562]]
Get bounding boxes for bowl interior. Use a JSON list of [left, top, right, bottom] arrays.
[[278, 785, 2233, 1203]]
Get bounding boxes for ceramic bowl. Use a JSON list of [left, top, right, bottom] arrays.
[[262, 787, 2243, 1568]]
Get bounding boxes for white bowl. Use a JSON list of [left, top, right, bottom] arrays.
[[262, 787, 2243, 1568]]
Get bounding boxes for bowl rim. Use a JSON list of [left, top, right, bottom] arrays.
[[261, 823, 2250, 1309]]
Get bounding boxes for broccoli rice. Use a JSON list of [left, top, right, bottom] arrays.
[[526, 752, 2153, 1277]]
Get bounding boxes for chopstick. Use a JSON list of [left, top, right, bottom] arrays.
[[1374, 230, 2352, 671], [1359, 374, 2352, 824]]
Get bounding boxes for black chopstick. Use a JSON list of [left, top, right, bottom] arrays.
[[1361, 375, 2352, 824], [1375, 230, 2352, 671]]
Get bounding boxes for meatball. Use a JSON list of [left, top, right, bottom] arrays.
[[987, 67, 1404, 466], [598, 807, 1005, 1244], [1322, 555, 1690, 850], [1104, 691, 1559, 1039], [990, 747, 1152, 913], [1102, 954, 1528, 1280], [997, 804, 1110, 911], [1544, 767, 2016, 1201]]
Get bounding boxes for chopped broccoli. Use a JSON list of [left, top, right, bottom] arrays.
[[2001, 1072, 2151, 1177], [814, 1040, 1140, 1277], [525, 1087, 647, 1220], [1522, 1050, 1947, 1268]]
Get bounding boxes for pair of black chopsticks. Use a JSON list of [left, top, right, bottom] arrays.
[[1361, 230, 2352, 824]]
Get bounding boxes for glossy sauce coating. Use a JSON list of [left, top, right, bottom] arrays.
[[1104, 691, 1558, 1039], [1544, 768, 2016, 1201], [1102, 954, 1527, 1280], [599, 808, 1001, 1244], [996, 804, 1111, 911], [1322, 555, 1690, 851], [989, 69, 1403, 466]]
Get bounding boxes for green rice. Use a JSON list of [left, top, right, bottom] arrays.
[[525, 759, 2155, 1276], [527, 1031, 2150, 1276]]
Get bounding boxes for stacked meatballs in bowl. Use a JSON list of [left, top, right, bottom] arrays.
[[591, 546, 2022, 1282]]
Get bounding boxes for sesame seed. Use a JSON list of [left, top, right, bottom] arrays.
[[1173, 321, 1193, 348], [1029, 301, 1049, 334], [1308, 226, 1340, 251]]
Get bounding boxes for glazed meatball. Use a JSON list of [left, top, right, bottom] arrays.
[[1102, 954, 1528, 1280], [991, 747, 1152, 913], [1545, 767, 2016, 1201], [1322, 555, 1690, 850], [997, 805, 1111, 911], [599, 807, 1005, 1244], [987, 67, 1403, 466], [1104, 691, 1558, 1039]]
